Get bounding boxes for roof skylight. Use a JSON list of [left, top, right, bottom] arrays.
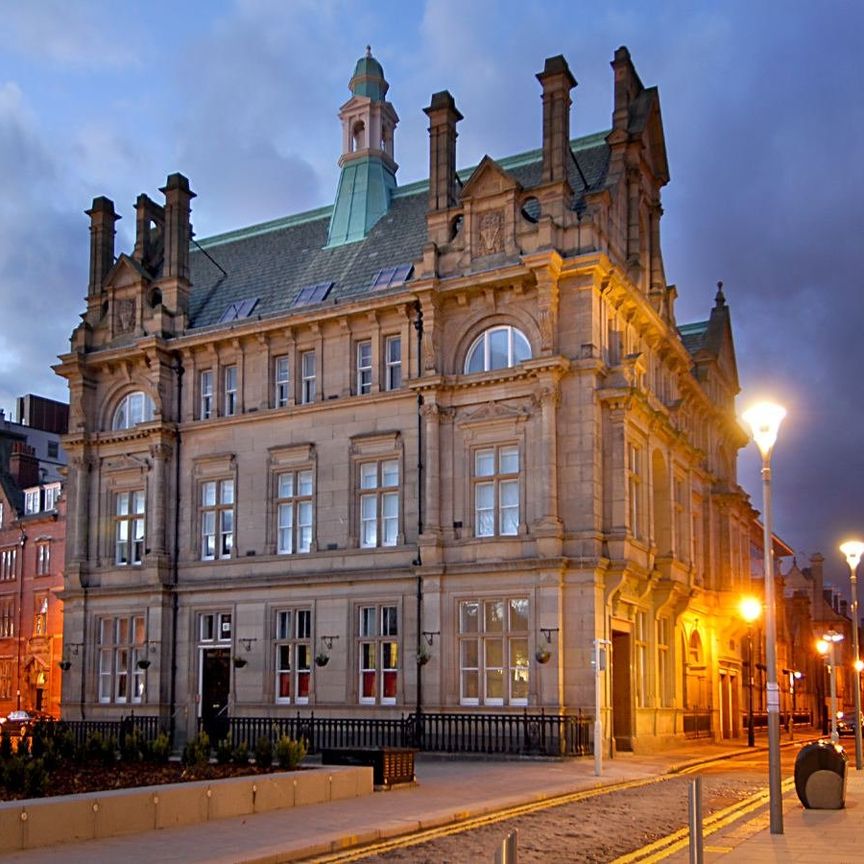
[[292, 281, 334, 307], [370, 264, 413, 290]]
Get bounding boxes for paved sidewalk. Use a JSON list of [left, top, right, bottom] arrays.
[[0, 731, 855, 863]]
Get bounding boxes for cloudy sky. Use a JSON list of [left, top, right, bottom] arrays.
[[0, 1, 861, 587]]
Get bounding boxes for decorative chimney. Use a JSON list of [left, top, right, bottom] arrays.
[[9, 442, 39, 489], [424, 90, 462, 212], [536, 55, 576, 185], [133, 193, 165, 271], [611, 45, 644, 133], [85, 196, 119, 299], [161, 173, 195, 281]]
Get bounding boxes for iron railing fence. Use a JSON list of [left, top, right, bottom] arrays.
[[743, 711, 813, 730], [683, 708, 713, 739], [34, 715, 164, 747], [204, 710, 592, 758]]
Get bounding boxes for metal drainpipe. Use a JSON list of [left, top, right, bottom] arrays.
[[413, 301, 424, 721], [169, 355, 184, 744]]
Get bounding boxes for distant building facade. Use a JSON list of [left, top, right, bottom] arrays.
[[57, 48, 760, 750], [0, 396, 68, 717]]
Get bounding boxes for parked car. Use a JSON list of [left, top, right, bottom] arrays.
[[0, 709, 53, 737], [837, 713, 863, 737]]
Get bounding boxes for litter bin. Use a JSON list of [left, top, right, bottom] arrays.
[[794, 740, 847, 809]]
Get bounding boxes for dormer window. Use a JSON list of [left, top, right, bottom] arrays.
[[112, 391, 155, 430], [464, 326, 532, 374]]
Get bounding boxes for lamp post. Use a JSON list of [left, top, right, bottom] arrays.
[[840, 540, 864, 770], [740, 596, 762, 747], [741, 400, 785, 835]]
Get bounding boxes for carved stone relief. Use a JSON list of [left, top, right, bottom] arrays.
[[115, 299, 136, 334], [477, 209, 504, 256]]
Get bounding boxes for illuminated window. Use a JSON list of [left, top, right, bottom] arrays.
[[275, 609, 312, 704], [359, 605, 399, 705], [459, 598, 529, 706]]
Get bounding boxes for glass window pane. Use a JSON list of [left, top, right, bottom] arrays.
[[466, 339, 485, 373], [462, 670, 479, 701], [510, 599, 529, 631], [460, 602, 479, 634], [486, 668, 504, 701], [277, 610, 290, 640], [360, 463, 377, 489], [499, 447, 519, 474], [297, 470, 313, 496], [511, 668, 529, 701], [484, 601, 504, 632], [512, 329, 531, 363], [475, 450, 495, 477], [500, 479, 519, 507], [387, 336, 400, 362], [461, 639, 478, 667], [382, 670, 397, 699], [485, 639, 504, 667], [221, 480, 234, 504], [278, 473, 294, 498], [510, 637, 529, 667], [382, 642, 398, 669], [297, 610, 311, 639], [381, 606, 398, 636], [361, 607, 376, 637], [488, 328, 509, 369], [202, 482, 216, 507], [381, 460, 399, 487]]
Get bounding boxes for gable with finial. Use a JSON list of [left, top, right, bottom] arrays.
[[460, 156, 522, 260]]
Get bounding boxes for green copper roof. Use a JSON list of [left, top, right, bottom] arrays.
[[326, 155, 397, 247], [350, 49, 388, 101]]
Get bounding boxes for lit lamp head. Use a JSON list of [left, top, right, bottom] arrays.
[[840, 539, 864, 574], [741, 401, 786, 459], [817, 639, 829, 657], [823, 630, 845, 645], [739, 596, 762, 625]]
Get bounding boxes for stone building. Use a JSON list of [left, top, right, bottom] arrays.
[[0, 396, 68, 718], [56, 48, 758, 750]]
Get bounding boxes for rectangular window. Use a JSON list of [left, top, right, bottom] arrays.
[[276, 470, 314, 554], [43, 483, 60, 511], [0, 659, 12, 699], [359, 459, 400, 548], [301, 351, 316, 404], [33, 594, 48, 636], [458, 598, 529, 706], [201, 479, 234, 560], [627, 442, 643, 539], [657, 617, 671, 708], [25, 489, 40, 514], [199, 611, 232, 643], [274, 356, 290, 408], [200, 370, 214, 420], [224, 365, 238, 416], [673, 475, 687, 560], [98, 615, 146, 704], [0, 548, 16, 581], [275, 608, 312, 704], [356, 340, 372, 394], [47, 441, 59, 459], [385, 335, 401, 390], [358, 604, 399, 705], [36, 542, 50, 576], [635, 611, 648, 708], [115, 490, 145, 566], [473, 445, 520, 537], [0, 597, 15, 637]]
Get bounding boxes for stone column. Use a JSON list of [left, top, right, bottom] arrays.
[[422, 400, 441, 534], [149, 442, 172, 558]]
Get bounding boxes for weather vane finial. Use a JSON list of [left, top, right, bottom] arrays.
[[366, 45, 372, 58]]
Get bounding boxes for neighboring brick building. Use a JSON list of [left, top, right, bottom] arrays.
[[0, 396, 68, 718], [57, 48, 762, 750]]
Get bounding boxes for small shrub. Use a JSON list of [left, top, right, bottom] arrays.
[[16, 735, 30, 758], [0, 729, 12, 761], [30, 724, 49, 759], [146, 732, 171, 764], [215, 738, 232, 765], [85, 732, 116, 767], [23, 758, 48, 798], [254, 735, 273, 768], [120, 728, 144, 762], [2, 755, 26, 792], [182, 731, 211, 767], [231, 741, 249, 765], [276, 735, 308, 770], [51, 728, 77, 762]]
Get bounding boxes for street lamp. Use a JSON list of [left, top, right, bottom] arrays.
[[840, 539, 864, 770], [740, 596, 762, 747], [741, 400, 785, 835], [819, 631, 845, 743]]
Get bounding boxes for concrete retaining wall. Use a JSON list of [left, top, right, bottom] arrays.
[[0, 765, 373, 854]]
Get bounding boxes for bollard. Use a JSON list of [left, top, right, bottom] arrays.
[[494, 829, 518, 863], [688, 776, 703, 864]]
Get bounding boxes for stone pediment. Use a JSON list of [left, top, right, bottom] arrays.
[[104, 254, 152, 291], [460, 156, 521, 201], [457, 400, 531, 429]]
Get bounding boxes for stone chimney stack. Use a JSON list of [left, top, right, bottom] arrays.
[[85, 196, 119, 297], [161, 173, 195, 280], [133, 193, 165, 269], [810, 553, 825, 610], [536, 55, 576, 185], [9, 442, 39, 489], [611, 45, 643, 133], [423, 91, 463, 212]]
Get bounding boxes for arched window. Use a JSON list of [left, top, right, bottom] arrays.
[[112, 391, 155, 430], [352, 120, 366, 152], [464, 326, 531, 374]]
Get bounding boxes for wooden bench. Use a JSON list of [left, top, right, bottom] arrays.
[[320, 746, 416, 788]]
